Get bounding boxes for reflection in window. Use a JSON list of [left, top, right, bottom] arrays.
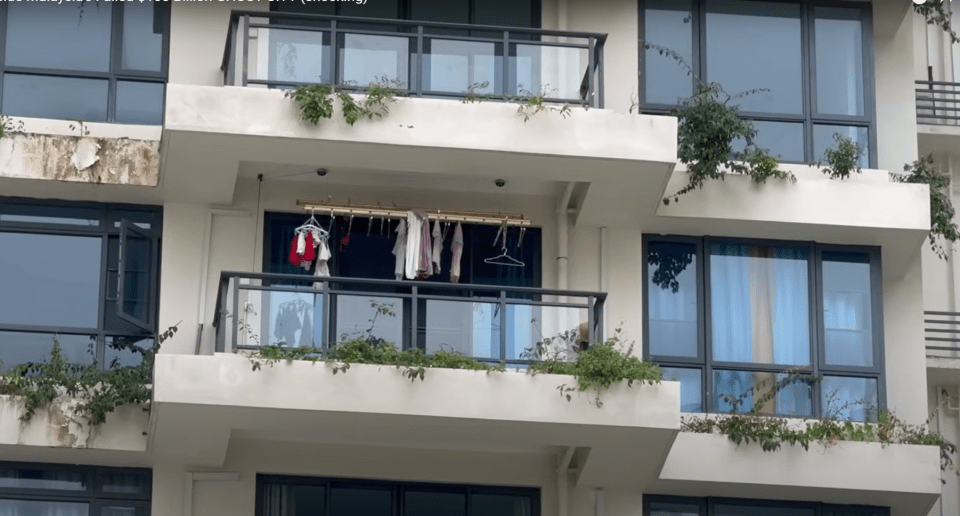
[[647, 241, 698, 358], [661, 367, 702, 412], [714, 370, 812, 416], [815, 7, 864, 117], [644, 0, 694, 105], [823, 252, 873, 367], [822, 376, 878, 422]]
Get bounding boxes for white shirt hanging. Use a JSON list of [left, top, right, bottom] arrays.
[[392, 219, 407, 280], [451, 222, 464, 283], [405, 211, 423, 280], [431, 220, 443, 274]]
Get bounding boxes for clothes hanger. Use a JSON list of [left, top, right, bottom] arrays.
[[517, 226, 526, 248], [296, 209, 328, 238], [484, 226, 525, 268]]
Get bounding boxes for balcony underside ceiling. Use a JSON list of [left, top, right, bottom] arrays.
[[161, 85, 678, 225]]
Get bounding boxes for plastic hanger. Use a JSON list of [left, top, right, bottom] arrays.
[[484, 226, 525, 268], [295, 209, 328, 238]]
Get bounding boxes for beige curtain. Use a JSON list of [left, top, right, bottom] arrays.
[[749, 247, 777, 414]]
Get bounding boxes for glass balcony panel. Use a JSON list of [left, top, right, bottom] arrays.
[[235, 286, 323, 349], [424, 299, 500, 359], [513, 44, 587, 101], [252, 27, 331, 85], [713, 369, 813, 416], [339, 33, 410, 88], [334, 294, 403, 347], [821, 376, 878, 422], [509, 304, 586, 361], [422, 39, 500, 95]]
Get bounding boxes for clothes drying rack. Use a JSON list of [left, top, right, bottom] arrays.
[[295, 199, 531, 227]]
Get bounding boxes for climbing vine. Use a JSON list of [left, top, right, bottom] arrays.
[[0, 115, 23, 140], [462, 82, 573, 121], [0, 325, 178, 427], [893, 154, 959, 260], [286, 78, 404, 126], [915, 3, 960, 44]]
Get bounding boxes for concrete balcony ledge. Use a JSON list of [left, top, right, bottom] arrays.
[[150, 353, 681, 468], [649, 163, 932, 274], [651, 432, 942, 516], [161, 84, 678, 215], [0, 394, 149, 466]]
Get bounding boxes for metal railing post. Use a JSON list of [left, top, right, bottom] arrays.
[[596, 38, 604, 109], [216, 277, 228, 353], [225, 16, 237, 86], [230, 274, 239, 354], [410, 285, 419, 350], [587, 37, 596, 108], [415, 25, 424, 97], [499, 290, 508, 365], [240, 15, 250, 87], [331, 19, 340, 87], [502, 30, 511, 96]]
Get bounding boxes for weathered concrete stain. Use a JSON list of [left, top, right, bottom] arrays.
[[4, 133, 159, 186]]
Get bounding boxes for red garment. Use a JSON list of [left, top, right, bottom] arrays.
[[302, 232, 316, 262], [288, 237, 303, 266]]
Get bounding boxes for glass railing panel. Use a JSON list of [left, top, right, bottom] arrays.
[[512, 44, 587, 101], [507, 304, 587, 361], [424, 299, 501, 359], [249, 27, 331, 85], [235, 284, 323, 349], [422, 38, 502, 95], [338, 33, 411, 88], [333, 294, 404, 348]]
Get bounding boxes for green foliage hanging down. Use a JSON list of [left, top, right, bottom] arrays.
[[461, 81, 572, 122], [820, 134, 863, 180], [664, 83, 795, 205], [528, 332, 662, 406], [285, 78, 403, 126], [0, 115, 23, 140], [894, 155, 959, 260], [0, 325, 178, 427], [915, 3, 960, 44]]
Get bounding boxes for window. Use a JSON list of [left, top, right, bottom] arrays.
[[0, 198, 162, 371], [643, 237, 883, 421], [645, 496, 887, 516], [258, 475, 539, 516], [639, 0, 875, 167], [0, 462, 151, 516], [0, 1, 169, 124]]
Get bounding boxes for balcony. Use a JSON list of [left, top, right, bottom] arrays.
[[916, 79, 960, 159], [925, 311, 960, 386], [147, 272, 682, 471], [162, 11, 677, 215]]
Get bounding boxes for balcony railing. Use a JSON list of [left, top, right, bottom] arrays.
[[220, 10, 606, 108], [212, 271, 606, 366], [924, 310, 960, 359], [916, 80, 960, 125]]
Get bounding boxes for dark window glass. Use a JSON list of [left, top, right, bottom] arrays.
[[815, 7, 864, 116], [329, 486, 392, 516], [705, 0, 802, 114], [821, 376, 878, 422], [101, 508, 147, 516], [822, 252, 873, 367], [2, 74, 109, 122], [650, 501, 701, 516], [339, 0, 400, 19], [714, 504, 813, 516], [0, 233, 102, 328], [471, 493, 533, 516], [710, 243, 810, 366], [0, 500, 87, 515], [661, 367, 702, 412], [105, 337, 153, 369], [643, 0, 694, 104], [0, 204, 100, 227], [0, 332, 95, 373], [714, 370, 813, 416], [122, 2, 165, 72], [733, 121, 805, 163], [647, 241, 698, 358], [813, 125, 869, 169], [116, 82, 165, 125], [412, 0, 470, 24], [100, 471, 151, 495], [405, 490, 467, 516], [0, 467, 87, 490], [5, 1, 112, 72], [473, 0, 533, 27], [261, 484, 326, 516]]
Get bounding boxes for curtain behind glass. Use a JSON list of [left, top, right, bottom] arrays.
[[710, 243, 809, 366], [0, 500, 88, 516]]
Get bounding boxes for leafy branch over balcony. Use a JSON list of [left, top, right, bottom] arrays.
[[893, 155, 960, 259], [0, 325, 179, 427], [915, 3, 960, 44], [286, 77, 404, 126]]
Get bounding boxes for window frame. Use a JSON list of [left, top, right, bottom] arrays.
[[0, 1, 170, 124], [0, 197, 162, 370], [256, 474, 541, 516], [644, 495, 889, 516], [0, 462, 151, 515], [637, 0, 877, 168], [642, 235, 885, 419], [270, 0, 543, 29]]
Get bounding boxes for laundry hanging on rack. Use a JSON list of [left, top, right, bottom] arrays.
[[314, 233, 331, 277], [451, 222, 464, 283], [393, 219, 407, 280], [405, 210, 430, 279], [431, 220, 443, 274], [416, 211, 433, 280]]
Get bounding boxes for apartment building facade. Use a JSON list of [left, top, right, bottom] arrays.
[[0, 1, 951, 515]]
